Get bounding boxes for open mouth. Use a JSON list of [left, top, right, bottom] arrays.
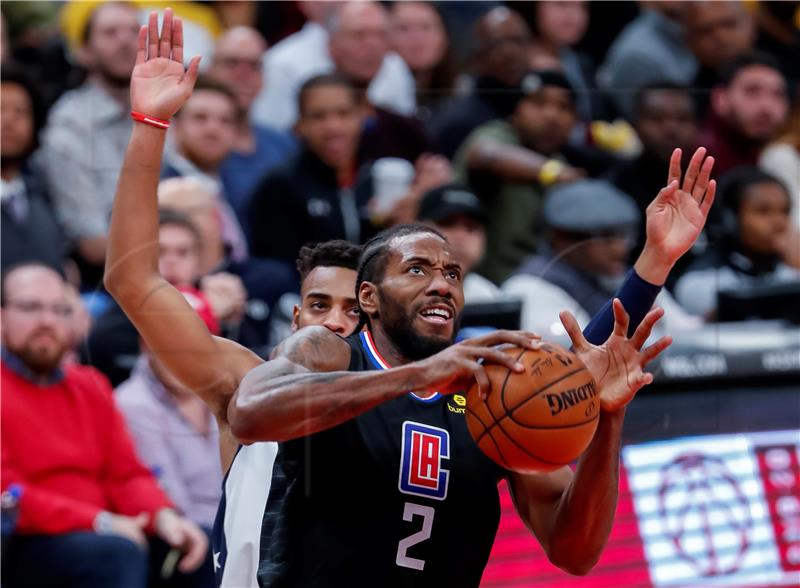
[[418, 304, 454, 325]]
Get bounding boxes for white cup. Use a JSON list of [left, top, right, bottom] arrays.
[[370, 158, 415, 220]]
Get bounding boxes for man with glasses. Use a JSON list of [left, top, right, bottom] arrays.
[[208, 27, 296, 221], [0, 263, 208, 588]]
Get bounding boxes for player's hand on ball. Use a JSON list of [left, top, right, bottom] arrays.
[[417, 330, 541, 398], [559, 299, 671, 413], [130, 9, 201, 120], [644, 147, 716, 264]]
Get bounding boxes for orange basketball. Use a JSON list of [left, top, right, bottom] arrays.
[[465, 343, 599, 473]]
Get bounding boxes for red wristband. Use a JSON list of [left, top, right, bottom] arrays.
[[131, 110, 170, 130]]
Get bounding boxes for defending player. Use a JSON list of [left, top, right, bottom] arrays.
[[110, 12, 716, 586]]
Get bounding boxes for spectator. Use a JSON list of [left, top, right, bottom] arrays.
[[208, 26, 297, 221], [599, 2, 697, 120], [759, 96, 800, 230], [607, 83, 699, 259], [502, 180, 699, 334], [429, 6, 532, 158], [454, 70, 616, 284], [700, 51, 789, 176], [417, 183, 503, 302], [251, 0, 415, 130], [162, 77, 248, 262], [524, 0, 608, 132], [1, 263, 208, 588], [1, 64, 65, 272], [675, 168, 799, 318], [685, 1, 756, 117], [40, 1, 139, 286], [115, 317, 224, 588], [754, 1, 800, 88], [389, 1, 456, 120]]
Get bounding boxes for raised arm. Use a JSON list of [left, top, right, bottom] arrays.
[[103, 11, 257, 418], [229, 328, 540, 443]]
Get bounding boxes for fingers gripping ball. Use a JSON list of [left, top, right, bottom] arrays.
[[466, 343, 598, 473]]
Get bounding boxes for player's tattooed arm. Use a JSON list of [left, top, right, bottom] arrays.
[[228, 327, 426, 443]]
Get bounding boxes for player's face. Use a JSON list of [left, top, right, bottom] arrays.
[[296, 86, 362, 170], [718, 66, 788, 142], [174, 90, 238, 169], [636, 90, 697, 163], [514, 87, 576, 156], [376, 234, 464, 360], [293, 266, 360, 336], [1, 267, 73, 374], [158, 224, 202, 286], [738, 182, 791, 255]]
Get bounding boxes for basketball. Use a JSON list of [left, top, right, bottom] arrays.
[[465, 343, 599, 473]]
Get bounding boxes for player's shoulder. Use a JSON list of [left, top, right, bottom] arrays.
[[273, 326, 353, 372]]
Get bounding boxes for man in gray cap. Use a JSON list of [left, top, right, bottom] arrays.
[[503, 179, 699, 334]]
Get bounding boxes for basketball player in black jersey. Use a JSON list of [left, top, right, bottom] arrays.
[[112, 14, 716, 586]]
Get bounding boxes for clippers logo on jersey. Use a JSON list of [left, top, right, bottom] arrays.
[[399, 421, 450, 500]]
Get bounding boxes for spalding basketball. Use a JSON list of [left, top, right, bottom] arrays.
[[466, 343, 599, 473]]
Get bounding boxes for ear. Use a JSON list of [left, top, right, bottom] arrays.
[[358, 281, 379, 320], [291, 304, 301, 332], [711, 87, 728, 117]]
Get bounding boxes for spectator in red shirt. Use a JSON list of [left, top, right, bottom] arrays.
[[0, 263, 208, 588]]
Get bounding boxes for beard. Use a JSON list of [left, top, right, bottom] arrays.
[[378, 290, 459, 361], [11, 332, 69, 376]]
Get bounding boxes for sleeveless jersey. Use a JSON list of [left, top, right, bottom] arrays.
[[257, 331, 506, 587], [212, 441, 278, 587]]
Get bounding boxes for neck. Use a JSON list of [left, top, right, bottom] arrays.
[[368, 323, 411, 367], [200, 242, 226, 274], [1, 161, 21, 181], [177, 147, 217, 174], [413, 68, 434, 91], [234, 120, 255, 153], [90, 74, 130, 106], [532, 38, 559, 58]]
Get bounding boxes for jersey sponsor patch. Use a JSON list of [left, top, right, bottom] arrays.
[[399, 421, 450, 500]]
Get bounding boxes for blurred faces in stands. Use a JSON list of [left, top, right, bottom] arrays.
[[534, 1, 588, 49], [389, 2, 447, 77], [328, 1, 391, 88], [512, 71, 577, 156], [685, 1, 755, 70], [158, 211, 202, 287], [79, 2, 139, 87], [733, 174, 792, 256], [173, 80, 238, 171], [0, 80, 35, 169], [712, 54, 789, 143], [209, 27, 266, 113], [296, 76, 361, 172], [634, 84, 698, 163], [474, 7, 531, 87], [1, 265, 72, 375]]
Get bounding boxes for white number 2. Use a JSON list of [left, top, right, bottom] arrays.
[[396, 502, 435, 570]]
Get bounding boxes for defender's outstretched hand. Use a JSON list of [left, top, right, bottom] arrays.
[[560, 300, 671, 413], [644, 147, 716, 264], [131, 9, 201, 120]]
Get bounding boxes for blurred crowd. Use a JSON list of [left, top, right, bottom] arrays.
[[1, 1, 799, 586]]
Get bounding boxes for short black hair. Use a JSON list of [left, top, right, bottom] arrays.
[[717, 51, 784, 88], [296, 240, 362, 284], [718, 166, 790, 215], [176, 75, 239, 117], [158, 208, 202, 248], [297, 73, 358, 116], [1, 262, 65, 306], [0, 62, 47, 155], [632, 81, 694, 122]]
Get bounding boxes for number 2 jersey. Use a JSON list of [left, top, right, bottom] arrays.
[[257, 331, 507, 587]]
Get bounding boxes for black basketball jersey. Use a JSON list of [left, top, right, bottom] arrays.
[[257, 331, 507, 588]]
